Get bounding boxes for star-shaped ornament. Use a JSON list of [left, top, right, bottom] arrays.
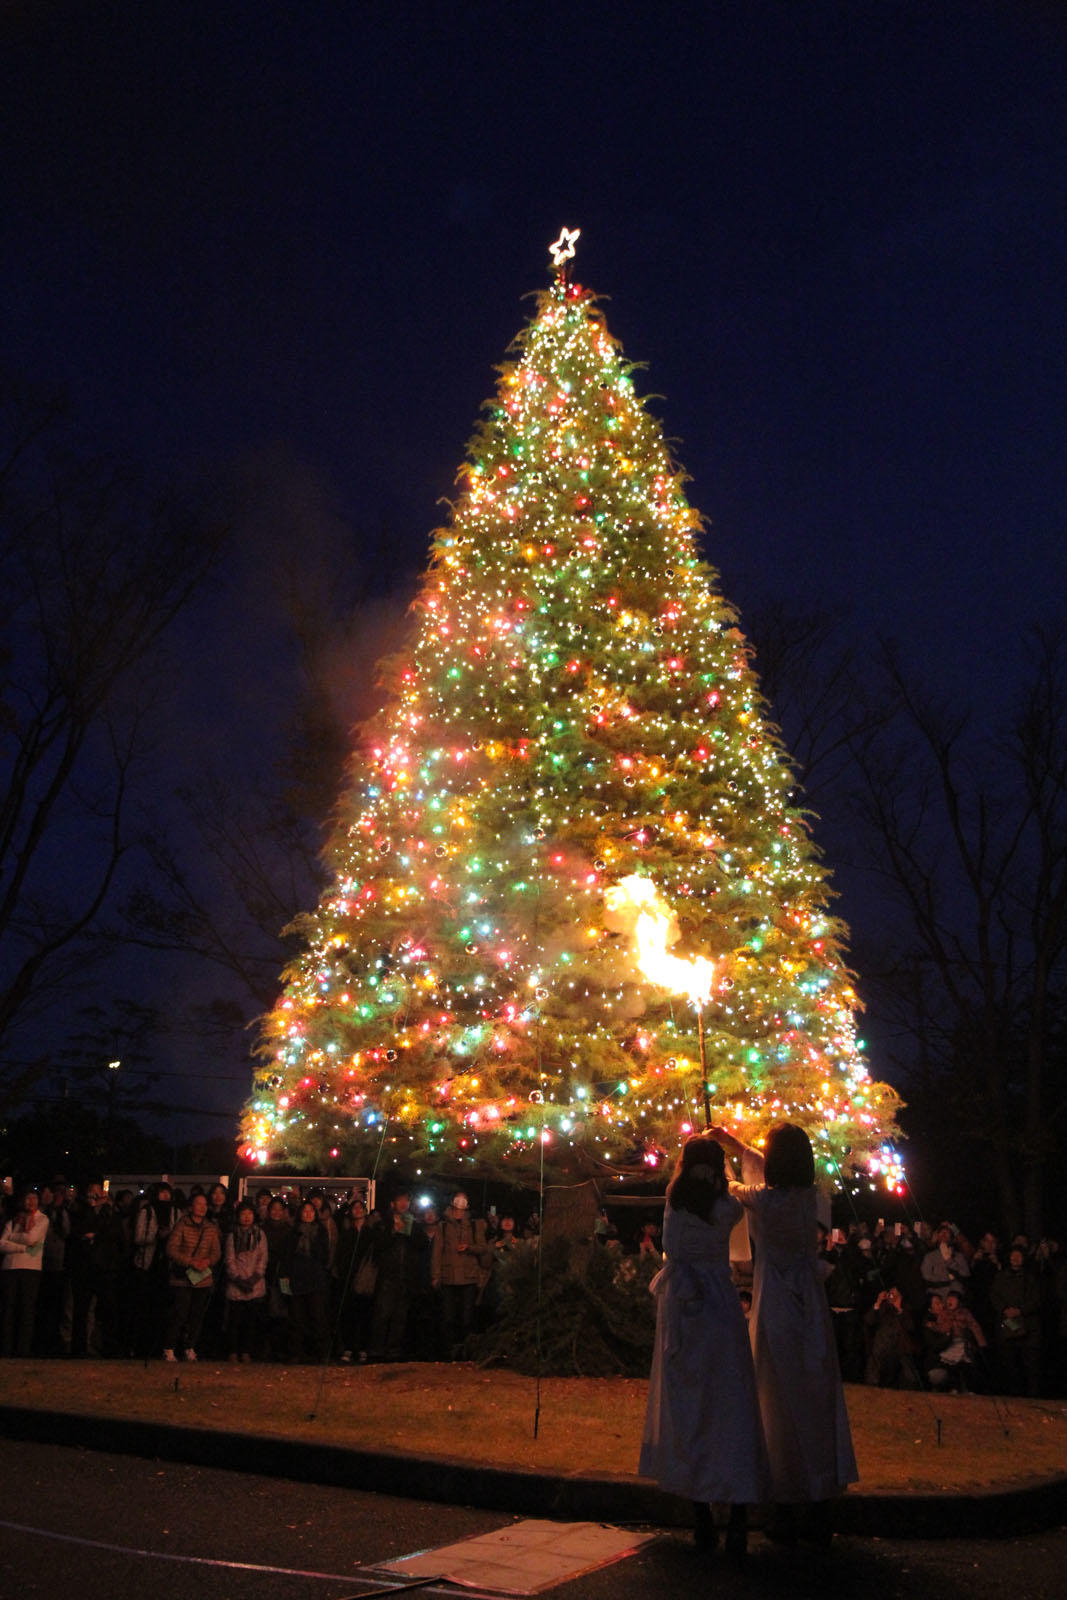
[[549, 226, 581, 269]]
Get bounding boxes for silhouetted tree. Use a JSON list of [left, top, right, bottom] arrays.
[[0, 378, 224, 1101], [851, 632, 1067, 1237]]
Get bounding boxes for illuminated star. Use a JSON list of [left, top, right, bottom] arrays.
[[549, 226, 581, 268]]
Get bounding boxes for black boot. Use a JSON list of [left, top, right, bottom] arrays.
[[804, 1500, 835, 1546], [725, 1504, 747, 1564], [692, 1501, 717, 1550]]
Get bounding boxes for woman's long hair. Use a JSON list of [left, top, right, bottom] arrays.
[[666, 1136, 728, 1223], [764, 1122, 816, 1188]]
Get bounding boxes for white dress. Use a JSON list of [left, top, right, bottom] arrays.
[[732, 1148, 858, 1502], [639, 1196, 769, 1504]]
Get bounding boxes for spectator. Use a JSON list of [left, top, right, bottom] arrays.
[[35, 1182, 70, 1357], [206, 1183, 233, 1236], [967, 1232, 1002, 1341], [408, 1203, 442, 1361], [334, 1198, 377, 1363], [863, 1287, 916, 1389], [163, 1192, 222, 1362], [823, 1239, 867, 1383], [637, 1222, 662, 1260], [927, 1289, 987, 1393], [200, 1183, 234, 1356], [370, 1188, 424, 1363], [307, 1189, 337, 1269], [224, 1200, 268, 1362], [111, 1188, 138, 1356], [1, 1190, 49, 1356], [493, 1215, 520, 1254], [991, 1245, 1044, 1397], [920, 1225, 971, 1297], [852, 1235, 882, 1304], [921, 1292, 949, 1383], [282, 1200, 331, 1363], [880, 1233, 927, 1322], [433, 1190, 490, 1360], [261, 1196, 293, 1361], [69, 1183, 124, 1358], [130, 1183, 178, 1358], [594, 1209, 619, 1246]]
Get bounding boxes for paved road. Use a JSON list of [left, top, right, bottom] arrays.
[[2, 1438, 1066, 1600]]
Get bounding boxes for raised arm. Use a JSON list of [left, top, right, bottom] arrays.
[[708, 1126, 765, 1183], [707, 1126, 766, 1202]]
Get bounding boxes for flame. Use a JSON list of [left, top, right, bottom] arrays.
[[604, 874, 714, 1005]]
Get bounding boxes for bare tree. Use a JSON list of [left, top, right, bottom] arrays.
[[0, 380, 224, 1095], [746, 597, 883, 796], [124, 776, 324, 1014], [850, 632, 1067, 1237]]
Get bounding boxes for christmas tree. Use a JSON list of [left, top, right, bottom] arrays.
[[241, 229, 901, 1189]]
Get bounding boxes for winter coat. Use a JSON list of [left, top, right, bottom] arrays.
[[282, 1220, 331, 1297], [261, 1216, 292, 1287], [224, 1225, 268, 1301], [165, 1210, 222, 1286], [67, 1202, 124, 1282], [920, 1242, 971, 1293], [931, 1302, 987, 1352], [432, 1208, 490, 1288], [41, 1204, 69, 1272], [132, 1201, 178, 1271], [334, 1216, 375, 1292], [369, 1211, 426, 1291], [0, 1210, 49, 1272], [990, 1264, 1043, 1344]]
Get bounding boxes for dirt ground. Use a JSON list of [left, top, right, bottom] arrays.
[[2, 1360, 1064, 1495]]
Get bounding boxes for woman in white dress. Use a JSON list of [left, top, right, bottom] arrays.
[[639, 1136, 768, 1556], [710, 1122, 858, 1541]]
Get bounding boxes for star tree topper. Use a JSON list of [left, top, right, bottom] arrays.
[[549, 225, 581, 269]]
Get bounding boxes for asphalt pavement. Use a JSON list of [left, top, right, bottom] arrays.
[[3, 1439, 1067, 1600]]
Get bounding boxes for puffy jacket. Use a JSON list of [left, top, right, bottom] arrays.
[[165, 1210, 222, 1285]]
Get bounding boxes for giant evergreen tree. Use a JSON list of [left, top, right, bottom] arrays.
[[241, 231, 901, 1188]]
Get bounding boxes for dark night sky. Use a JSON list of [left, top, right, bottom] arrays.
[[2, 1, 1066, 1146]]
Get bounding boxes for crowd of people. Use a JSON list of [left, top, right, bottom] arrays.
[[819, 1216, 1067, 1399], [0, 1176, 541, 1365], [1, 1172, 1065, 1408]]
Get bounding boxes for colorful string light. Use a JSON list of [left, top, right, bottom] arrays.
[[240, 246, 902, 1188]]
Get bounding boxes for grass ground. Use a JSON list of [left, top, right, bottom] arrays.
[[2, 1361, 1065, 1495]]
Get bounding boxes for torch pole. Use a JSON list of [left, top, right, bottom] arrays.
[[698, 1003, 712, 1129]]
